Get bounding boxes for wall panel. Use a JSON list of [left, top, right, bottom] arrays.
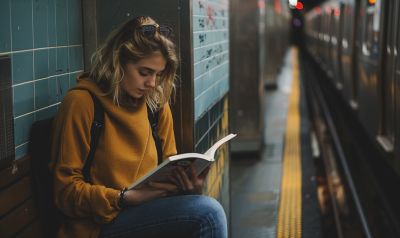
[[0, 0, 84, 160]]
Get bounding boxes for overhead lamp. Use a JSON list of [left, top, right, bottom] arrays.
[[289, 0, 298, 8], [296, 2, 303, 10]]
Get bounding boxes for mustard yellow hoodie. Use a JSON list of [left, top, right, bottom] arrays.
[[49, 76, 177, 237]]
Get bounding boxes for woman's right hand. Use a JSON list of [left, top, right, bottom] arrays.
[[124, 182, 179, 206]]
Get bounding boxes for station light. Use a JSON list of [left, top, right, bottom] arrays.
[[368, 0, 376, 5], [275, 0, 282, 13], [296, 2, 304, 10], [258, 0, 265, 9], [334, 8, 340, 16], [289, 0, 298, 8]]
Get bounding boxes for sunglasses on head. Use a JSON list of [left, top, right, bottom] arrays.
[[137, 24, 172, 38]]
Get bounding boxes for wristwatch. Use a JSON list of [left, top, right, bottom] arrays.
[[118, 188, 128, 208]]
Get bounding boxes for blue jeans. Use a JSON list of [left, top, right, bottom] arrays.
[[99, 195, 227, 238]]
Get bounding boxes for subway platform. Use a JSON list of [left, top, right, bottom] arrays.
[[231, 48, 322, 238]]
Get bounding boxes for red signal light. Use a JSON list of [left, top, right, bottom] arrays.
[[258, 0, 265, 9], [334, 8, 340, 16], [296, 2, 304, 10], [274, 0, 282, 13]]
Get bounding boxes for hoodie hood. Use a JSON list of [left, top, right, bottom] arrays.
[[72, 73, 147, 119]]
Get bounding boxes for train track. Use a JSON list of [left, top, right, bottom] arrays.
[[300, 50, 392, 238]]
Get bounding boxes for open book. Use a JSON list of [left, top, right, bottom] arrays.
[[128, 133, 237, 189]]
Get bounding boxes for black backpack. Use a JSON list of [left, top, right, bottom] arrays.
[[28, 91, 161, 237]]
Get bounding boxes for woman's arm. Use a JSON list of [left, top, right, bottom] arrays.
[[123, 182, 179, 206], [50, 90, 120, 224]]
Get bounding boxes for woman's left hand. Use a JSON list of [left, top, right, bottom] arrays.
[[171, 165, 210, 195]]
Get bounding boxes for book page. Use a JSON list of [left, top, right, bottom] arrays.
[[169, 153, 210, 161], [204, 133, 237, 158], [190, 157, 213, 176], [130, 157, 212, 189], [129, 133, 237, 189]]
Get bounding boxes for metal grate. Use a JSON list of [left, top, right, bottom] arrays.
[[0, 55, 15, 169]]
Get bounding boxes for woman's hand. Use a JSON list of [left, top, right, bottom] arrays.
[[171, 165, 210, 195], [124, 182, 179, 206]]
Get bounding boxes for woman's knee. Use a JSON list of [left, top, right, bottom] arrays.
[[189, 196, 227, 237], [196, 196, 226, 222]]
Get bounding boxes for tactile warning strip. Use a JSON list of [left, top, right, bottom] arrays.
[[276, 48, 302, 238]]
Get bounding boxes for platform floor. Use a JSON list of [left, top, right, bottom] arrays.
[[230, 47, 322, 238]]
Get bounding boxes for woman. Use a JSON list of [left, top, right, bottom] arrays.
[[50, 16, 227, 238]]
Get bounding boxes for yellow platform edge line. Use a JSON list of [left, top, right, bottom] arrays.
[[277, 48, 302, 238]]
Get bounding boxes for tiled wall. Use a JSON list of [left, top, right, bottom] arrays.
[[0, 0, 83, 160], [198, 97, 229, 206], [193, 0, 229, 121], [193, 0, 230, 212]]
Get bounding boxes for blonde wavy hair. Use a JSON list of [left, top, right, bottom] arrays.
[[89, 16, 178, 111]]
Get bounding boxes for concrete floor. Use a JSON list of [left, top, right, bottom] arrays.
[[230, 49, 295, 238]]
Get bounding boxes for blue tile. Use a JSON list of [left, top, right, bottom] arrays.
[[195, 93, 207, 120], [35, 105, 57, 121], [14, 114, 34, 146], [48, 0, 56, 46], [194, 61, 205, 79], [210, 101, 220, 125], [48, 48, 56, 75], [68, 0, 82, 45], [206, 87, 218, 110], [57, 74, 69, 101], [195, 112, 209, 142], [194, 0, 205, 16], [209, 123, 219, 146], [33, 0, 48, 48], [34, 49, 49, 79], [11, 0, 33, 51], [69, 46, 83, 72], [56, 0, 68, 46], [12, 51, 34, 84], [13, 83, 34, 117], [69, 72, 79, 87], [56, 47, 69, 74], [193, 32, 200, 48], [15, 143, 29, 160], [195, 133, 209, 153], [194, 16, 205, 32], [194, 76, 203, 98], [35, 77, 57, 109], [0, 0, 11, 52]]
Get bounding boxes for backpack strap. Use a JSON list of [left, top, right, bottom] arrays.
[[80, 92, 162, 182], [147, 106, 163, 165], [82, 92, 104, 183]]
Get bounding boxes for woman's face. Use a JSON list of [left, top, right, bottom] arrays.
[[121, 51, 166, 99]]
